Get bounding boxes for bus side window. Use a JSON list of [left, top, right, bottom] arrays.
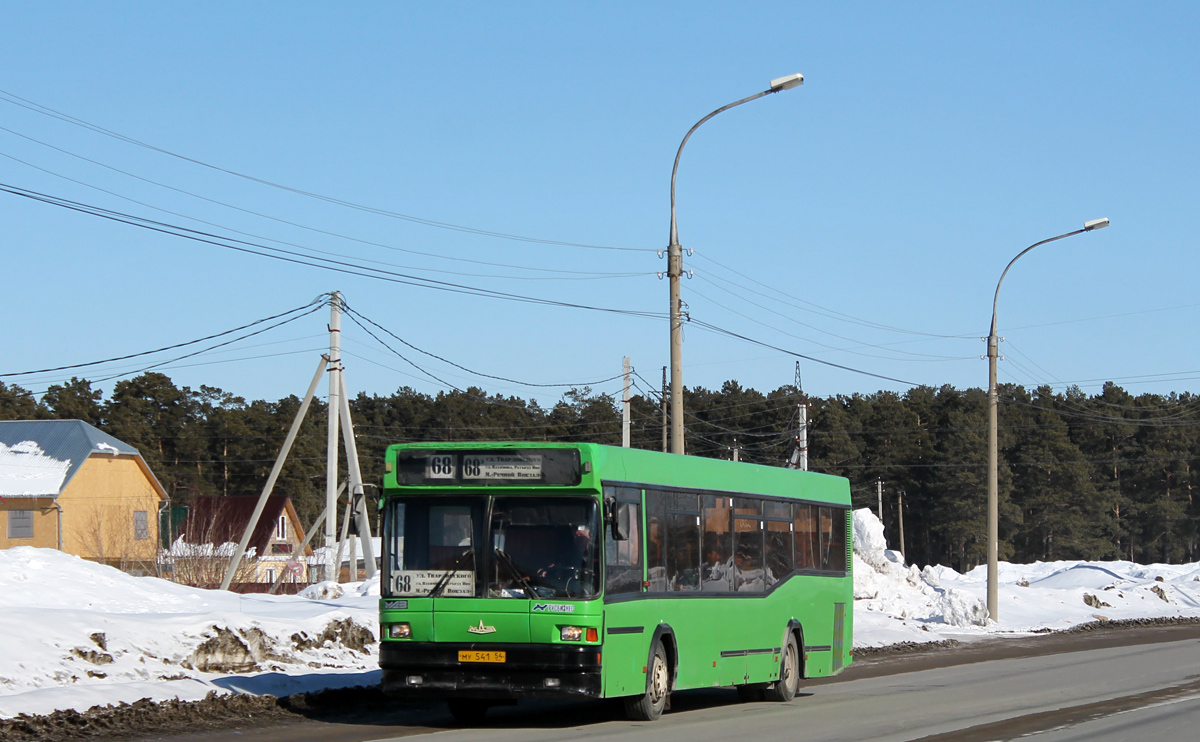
[[820, 507, 847, 573], [667, 512, 700, 591], [733, 497, 764, 593], [701, 495, 732, 592], [794, 504, 818, 570], [604, 486, 643, 595], [764, 501, 793, 586], [645, 490, 668, 592]]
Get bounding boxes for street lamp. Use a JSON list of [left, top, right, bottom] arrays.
[[667, 73, 805, 454], [986, 216, 1110, 620]]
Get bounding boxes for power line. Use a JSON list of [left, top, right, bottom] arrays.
[[0, 182, 664, 318], [687, 317, 921, 386], [0, 88, 650, 252], [0, 141, 650, 280], [0, 298, 324, 378]]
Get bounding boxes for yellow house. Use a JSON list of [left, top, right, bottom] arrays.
[[0, 419, 168, 574]]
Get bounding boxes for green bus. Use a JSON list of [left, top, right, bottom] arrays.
[[378, 442, 853, 722]]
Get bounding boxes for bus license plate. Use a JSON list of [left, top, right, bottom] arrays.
[[458, 650, 506, 663]]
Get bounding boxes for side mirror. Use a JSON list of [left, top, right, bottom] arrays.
[[606, 497, 632, 542]]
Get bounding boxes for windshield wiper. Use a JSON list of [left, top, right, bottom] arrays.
[[494, 548, 537, 599], [429, 548, 474, 598]]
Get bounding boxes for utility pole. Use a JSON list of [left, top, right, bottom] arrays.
[[732, 438, 740, 462], [897, 489, 906, 558], [786, 362, 809, 470], [220, 356, 328, 591], [222, 291, 371, 591], [622, 357, 631, 448], [325, 292, 343, 583], [877, 478, 883, 523], [661, 366, 668, 453]]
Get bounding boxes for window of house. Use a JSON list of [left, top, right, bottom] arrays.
[[276, 515, 288, 540], [265, 568, 276, 584], [133, 511, 149, 541], [7, 510, 33, 539]]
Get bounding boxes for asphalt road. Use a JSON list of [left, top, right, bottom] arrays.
[[159, 623, 1200, 742]]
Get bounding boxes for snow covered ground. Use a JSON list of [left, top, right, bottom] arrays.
[[4, 507, 1200, 720]]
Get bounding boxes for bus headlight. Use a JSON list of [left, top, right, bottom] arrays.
[[388, 622, 412, 639], [560, 626, 583, 642]]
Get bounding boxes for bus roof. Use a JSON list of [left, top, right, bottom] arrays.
[[384, 442, 851, 506]]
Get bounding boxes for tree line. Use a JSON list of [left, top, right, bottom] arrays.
[[3, 373, 1197, 570]]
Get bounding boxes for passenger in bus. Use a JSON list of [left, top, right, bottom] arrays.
[[702, 539, 732, 591], [734, 548, 765, 592]]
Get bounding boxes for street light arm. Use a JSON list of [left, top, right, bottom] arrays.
[[989, 228, 1086, 337], [669, 88, 775, 246]]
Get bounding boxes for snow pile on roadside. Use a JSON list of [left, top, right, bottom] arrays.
[[850, 507, 1200, 647], [852, 508, 988, 630], [0, 547, 379, 718]]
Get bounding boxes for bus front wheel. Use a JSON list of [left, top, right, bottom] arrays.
[[624, 641, 669, 721], [764, 633, 800, 702]]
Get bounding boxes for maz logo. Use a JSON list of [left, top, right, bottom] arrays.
[[467, 620, 497, 635]]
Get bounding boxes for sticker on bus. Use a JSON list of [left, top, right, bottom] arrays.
[[532, 603, 576, 613], [391, 570, 475, 596]]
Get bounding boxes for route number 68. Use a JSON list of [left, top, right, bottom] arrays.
[[427, 455, 455, 479]]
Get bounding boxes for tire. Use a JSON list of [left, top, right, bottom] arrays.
[[446, 699, 489, 725], [624, 641, 670, 721], [764, 633, 800, 702]]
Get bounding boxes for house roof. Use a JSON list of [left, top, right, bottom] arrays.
[[179, 495, 307, 557], [0, 419, 164, 499]]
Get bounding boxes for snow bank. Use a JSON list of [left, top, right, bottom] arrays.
[[851, 508, 989, 636], [0, 547, 378, 718], [849, 508, 1200, 646]]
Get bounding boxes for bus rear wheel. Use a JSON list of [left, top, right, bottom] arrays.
[[764, 633, 800, 702], [446, 699, 489, 725], [624, 641, 669, 721]]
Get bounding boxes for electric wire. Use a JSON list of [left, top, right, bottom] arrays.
[[0, 183, 664, 318], [0, 298, 323, 378], [0, 89, 650, 252], [0, 141, 648, 280]]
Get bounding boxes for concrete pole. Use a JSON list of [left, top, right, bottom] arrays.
[[325, 292, 342, 583], [338, 371, 376, 579], [622, 357, 631, 448], [798, 401, 809, 471], [898, 489, 906, 558], [220, 355, 328, 591], [985, 220, 1107, 622], [877, 479, 883, 522]]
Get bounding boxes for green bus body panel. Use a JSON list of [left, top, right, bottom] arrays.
[[379, 442, 854, 700]]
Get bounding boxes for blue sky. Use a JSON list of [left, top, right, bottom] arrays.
[[3, 3, 1197, 407]]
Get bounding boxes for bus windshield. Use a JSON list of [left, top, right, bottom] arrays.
[[384, 496, 600, 600]]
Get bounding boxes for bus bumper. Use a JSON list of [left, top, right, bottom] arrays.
[[380, 642, 603, 700]]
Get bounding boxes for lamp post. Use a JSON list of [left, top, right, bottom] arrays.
[[986, 217, 1110, 620], [668, 73, 805, 455]]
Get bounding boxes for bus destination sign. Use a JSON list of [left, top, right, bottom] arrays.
[[395, 448, 582, 486], [427, 454, 543, 481]]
